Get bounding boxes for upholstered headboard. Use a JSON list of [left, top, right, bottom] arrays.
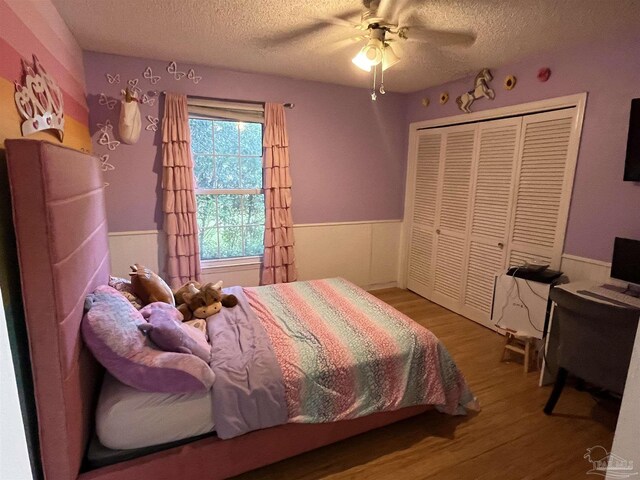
[[5, 140, 110, 480]]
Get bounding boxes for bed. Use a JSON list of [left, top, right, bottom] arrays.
[[5, 139, 475, 480]]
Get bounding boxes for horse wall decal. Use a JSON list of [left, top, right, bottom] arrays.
[[456, 68, 495, 113], [119, 86, 141, 144]]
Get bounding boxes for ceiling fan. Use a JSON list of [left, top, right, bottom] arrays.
[[267, 0, 475, 99]]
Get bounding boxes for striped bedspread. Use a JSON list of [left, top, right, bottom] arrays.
[[244, 278, 477, 424]]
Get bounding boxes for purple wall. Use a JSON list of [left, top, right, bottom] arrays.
[[84, 52, 407, 232], [86, 38, 640, 263], [405, 38, 640, 263]]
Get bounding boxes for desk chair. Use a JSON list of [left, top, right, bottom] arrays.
[[543, 288, 640, 415]]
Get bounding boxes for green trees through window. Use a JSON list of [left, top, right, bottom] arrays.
[[189, 118, 264, 260]]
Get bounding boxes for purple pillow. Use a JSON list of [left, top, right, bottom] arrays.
[[182, 322, 211, 358], [82, 285, 215, 393], [138, 302, 212, 362]]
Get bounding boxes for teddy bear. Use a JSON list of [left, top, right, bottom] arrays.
[[173, 280, 238, 322]]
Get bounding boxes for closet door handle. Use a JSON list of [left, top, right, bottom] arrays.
[[498, 242, 504, 249], [436, 229, 441, 235]]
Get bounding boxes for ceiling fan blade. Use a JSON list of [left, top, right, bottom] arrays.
[[324, 35, 368, 55], [403, 27, 476, 47], [375, 0, 412, 23], [265, 23, 334, 44], [325, 8, 364, 28], [374, 0, 393, 20], [263, 8, 362, 44]]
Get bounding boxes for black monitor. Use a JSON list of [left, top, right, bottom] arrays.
[[624, 98, 640, 181], [611, 237, 640, 286]]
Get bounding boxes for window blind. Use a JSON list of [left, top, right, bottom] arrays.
[[187, 98, 264, 123]]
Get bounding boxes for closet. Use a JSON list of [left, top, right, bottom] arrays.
[[406, 104, 583, 328]]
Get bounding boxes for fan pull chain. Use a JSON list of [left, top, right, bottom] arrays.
[[379, 64, 386, 95], [371, 64, 377, 101]]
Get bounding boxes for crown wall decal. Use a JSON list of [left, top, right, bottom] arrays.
[[14, 54, 65, 140]]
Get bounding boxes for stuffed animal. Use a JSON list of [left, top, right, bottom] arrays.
[[215, 280, 239, 309], [108, 276, 143, 309], [129, 264, 175, 307], [174, 280, 238, 321], [173, 281, 202, 306], [138, 302, 211, 362], [175, 283, 221, 321]]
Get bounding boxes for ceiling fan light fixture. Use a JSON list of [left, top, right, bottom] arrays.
[[352, 50, 372, 72], [382, 44, 400, 71], [362, 37, 384, 65]]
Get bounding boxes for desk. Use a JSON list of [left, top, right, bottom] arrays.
[[539, 281, 640, 386], [556, 281, 640, 306]]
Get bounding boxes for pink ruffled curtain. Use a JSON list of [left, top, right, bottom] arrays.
[[162, 93, 201, 288], [261, 103, 297, 285]]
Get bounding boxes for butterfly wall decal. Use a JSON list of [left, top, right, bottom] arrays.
[[127, 78, 142, 96], [140, 93, 156, 106], [97, 119, 114, 133], [166, 61, 186, 80], [98, 130, 120, 150], [187, 69, 202, 84], [105, 73, 120, 84], [98, 93, 117, 110], [146, 115, 159, 132], [99, 154, 115, 172], [143, 67, 161, 85]]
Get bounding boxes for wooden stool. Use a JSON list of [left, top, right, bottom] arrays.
[[500, 329, 538, 373]]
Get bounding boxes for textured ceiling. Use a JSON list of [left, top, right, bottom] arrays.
[[52, 0, 640, 93]]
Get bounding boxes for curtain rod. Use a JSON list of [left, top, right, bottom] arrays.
[[160, 91, 294, 109]]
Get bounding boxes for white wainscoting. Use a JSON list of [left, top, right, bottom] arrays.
[[109, 230, 166, 278], [295, 220, 401, 290], [201, 261, 261, 288], [559, 253, 624, 285], [108, 220, 402, 290]]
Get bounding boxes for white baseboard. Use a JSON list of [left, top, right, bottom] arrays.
[[107, 220, 403, 288], [365, 282, 398, 291]]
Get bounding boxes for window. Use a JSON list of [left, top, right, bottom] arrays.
[[188, 117, 264, 263]]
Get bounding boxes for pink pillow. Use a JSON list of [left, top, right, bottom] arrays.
[[82, 285, 215, 393]]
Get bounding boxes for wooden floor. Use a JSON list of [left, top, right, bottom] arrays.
[[234, 288, 618, 480]]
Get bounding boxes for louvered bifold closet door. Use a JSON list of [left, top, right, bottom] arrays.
[[461, 118, 522, 327], [507, 108, 579, 269], [431, 125, 477, 312], [407, 130, 444, 299]]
